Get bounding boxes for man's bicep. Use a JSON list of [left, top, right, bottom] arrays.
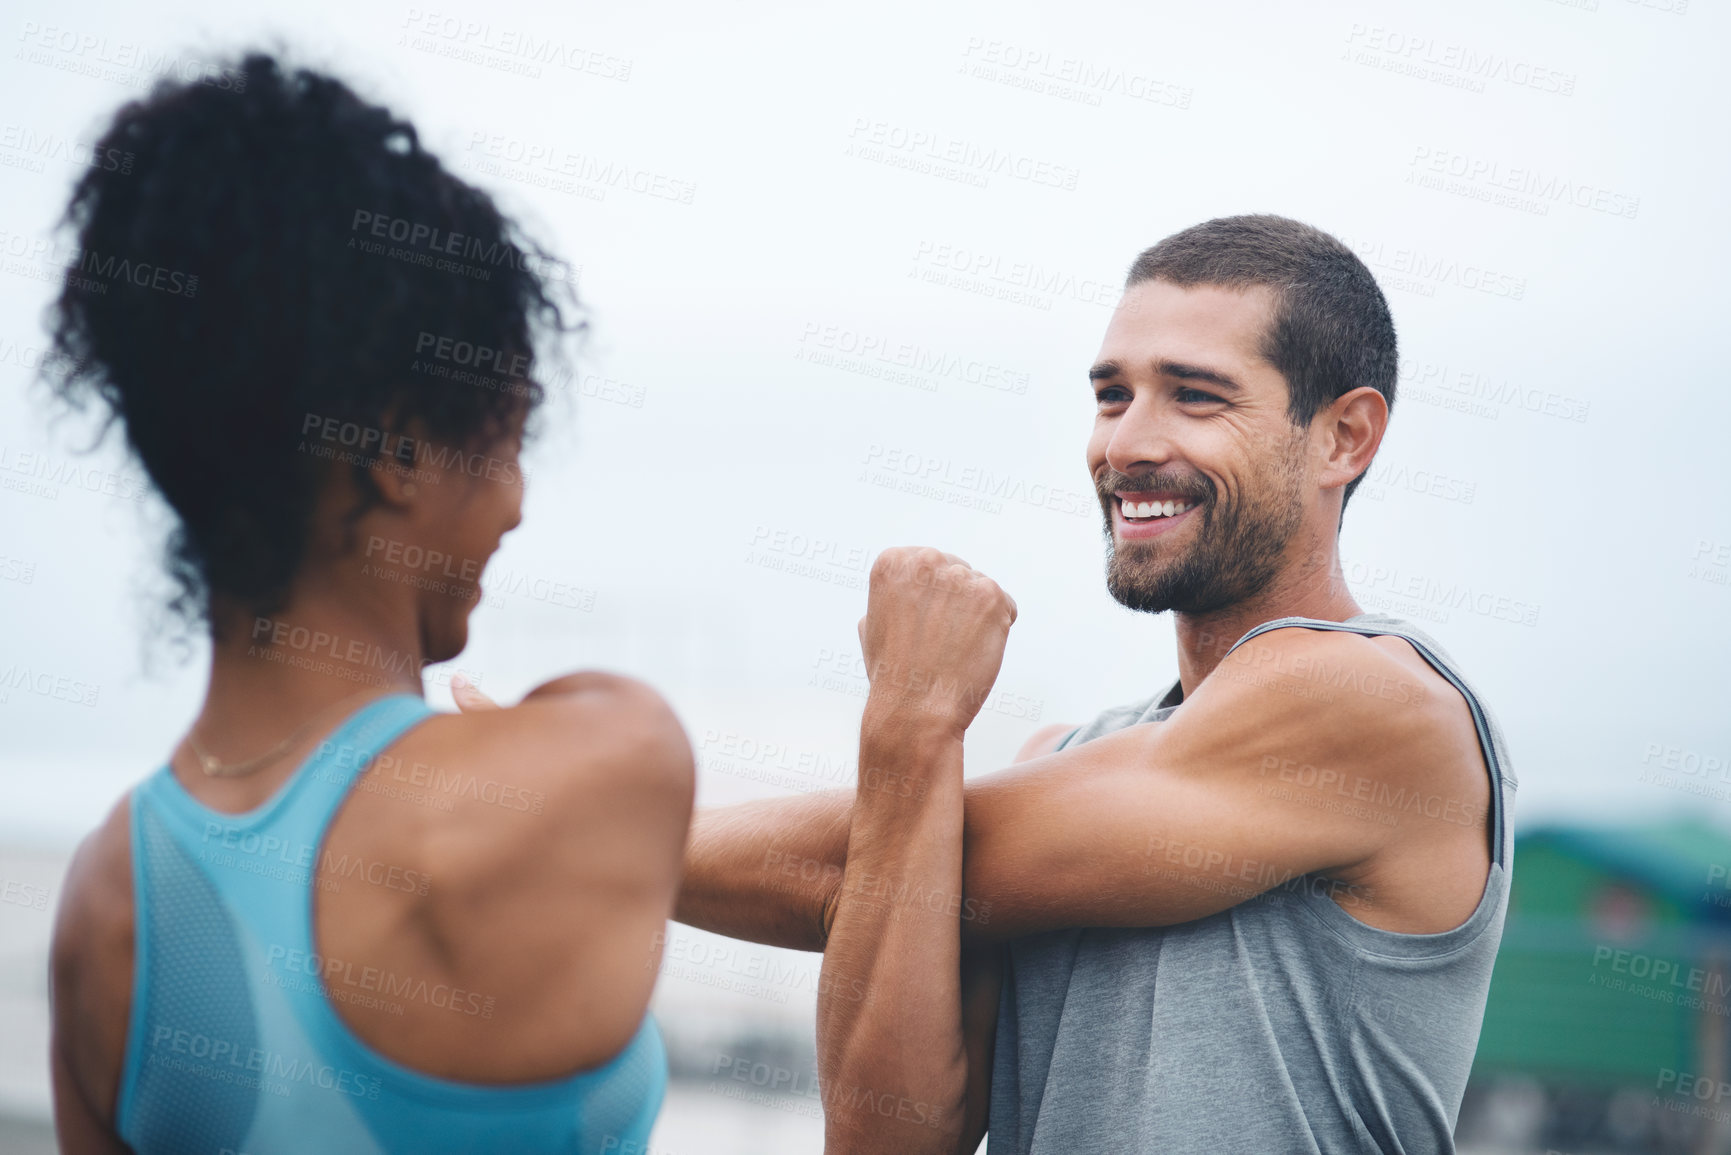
[[961, 642, 1418, 940], [961, 732, 1282, 939]]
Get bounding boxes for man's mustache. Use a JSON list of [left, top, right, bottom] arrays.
[[1094, 470, 1213, 506]]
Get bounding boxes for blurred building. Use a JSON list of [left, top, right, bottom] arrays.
[[1460, 822, 1731, 1155]]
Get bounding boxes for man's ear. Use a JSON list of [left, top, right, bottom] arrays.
[[1317, 386, 1389, 493]]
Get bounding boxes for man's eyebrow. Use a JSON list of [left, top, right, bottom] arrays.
[[1155, 359, 1243, 392], [1087, 358, 1245, 392]]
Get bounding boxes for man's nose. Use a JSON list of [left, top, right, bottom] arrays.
[[1104, 396, 1176, 477]]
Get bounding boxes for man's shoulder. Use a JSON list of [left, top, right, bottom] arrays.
[[1193, 623, 1475, 778]]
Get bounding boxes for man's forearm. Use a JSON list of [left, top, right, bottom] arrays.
[[817, 706, 968, 1154], [674, 789, 852, 952], [675, 724, 1073, 953]]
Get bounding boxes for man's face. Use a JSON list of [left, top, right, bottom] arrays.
[[1088, 279, 1311, 616]]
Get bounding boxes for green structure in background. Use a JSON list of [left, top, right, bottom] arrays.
[[1473, 822, 1731, 1087]]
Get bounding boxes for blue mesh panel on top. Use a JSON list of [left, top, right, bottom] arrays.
[[574, 1018, 666, 1145], [124, 802, 261, 1153], [117, 695, 669, 1154]]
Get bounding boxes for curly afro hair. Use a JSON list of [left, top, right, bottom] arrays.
[[44, 51, 580, 637]]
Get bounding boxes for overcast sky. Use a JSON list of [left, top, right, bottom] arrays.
[[2, 0, 1727, 848]]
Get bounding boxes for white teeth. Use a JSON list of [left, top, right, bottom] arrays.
[[1121, 498, 1192, 520], [1121, 498, 1190, 519]]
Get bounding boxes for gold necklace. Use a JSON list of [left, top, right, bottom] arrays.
[[186, 687, 406, 777]]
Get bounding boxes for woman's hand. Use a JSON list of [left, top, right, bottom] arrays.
[[450, 674, 501, 712]]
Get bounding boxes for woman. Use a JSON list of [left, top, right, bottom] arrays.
[[44, 52, 693, 1154]]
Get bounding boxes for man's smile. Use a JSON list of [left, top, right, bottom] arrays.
[[1113, 491, 1202, 539]]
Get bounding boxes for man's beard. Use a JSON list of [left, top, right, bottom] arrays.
[[1099, 456, 1305, 616]]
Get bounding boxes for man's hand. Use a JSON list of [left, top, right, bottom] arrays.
[[856, 546, 1017, 740], [818, 546, 1016, 1154]]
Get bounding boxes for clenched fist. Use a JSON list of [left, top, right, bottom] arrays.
[[857, 546, 1018, 739]]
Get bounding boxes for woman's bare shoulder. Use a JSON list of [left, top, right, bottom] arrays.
[[50, 793, 135, 1140], [395, 672, 696, 906]]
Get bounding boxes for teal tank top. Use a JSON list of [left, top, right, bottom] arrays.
[[116, 693, 667, 1154]]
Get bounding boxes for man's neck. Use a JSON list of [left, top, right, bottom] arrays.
[[1171, 554, 1361, 699]]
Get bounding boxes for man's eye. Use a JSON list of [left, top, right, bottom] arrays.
[[1177, 387, 1222, 404], [1095, 387, 1130, 404]]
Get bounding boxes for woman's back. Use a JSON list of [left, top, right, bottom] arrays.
[[55, 678, 693, 1154]]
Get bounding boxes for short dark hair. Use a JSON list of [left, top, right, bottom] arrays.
[[1126, 214, 1396, 509], [44, 51, 579, 635]]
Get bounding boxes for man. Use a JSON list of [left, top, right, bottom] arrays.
[[672, 215, 1515, 1154]]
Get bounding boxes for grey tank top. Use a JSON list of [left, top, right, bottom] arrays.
[[987, 613, 1517, 1155]]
